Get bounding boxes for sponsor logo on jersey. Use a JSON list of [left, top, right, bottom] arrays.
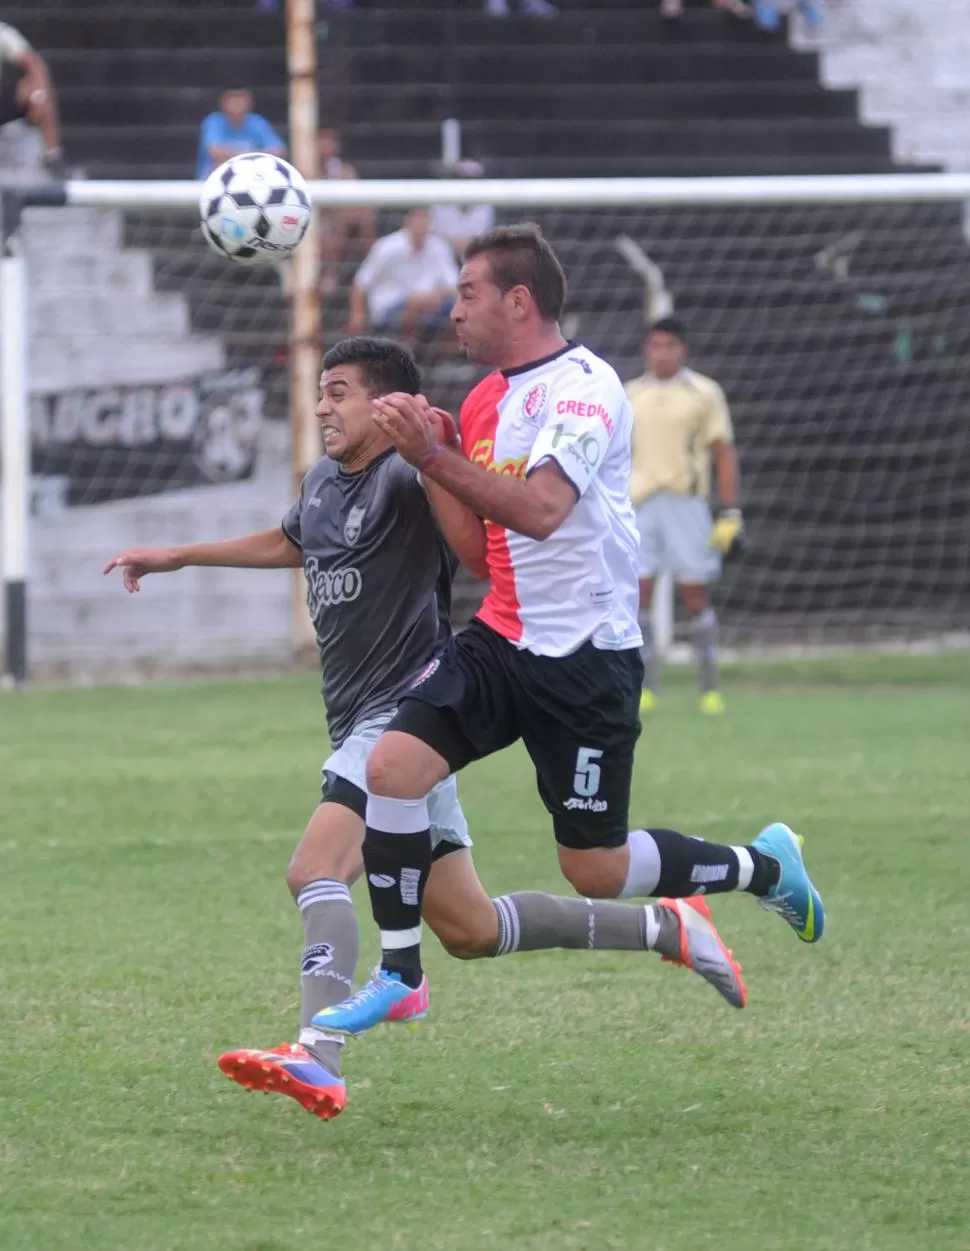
[[569, 355, 593, 375], [411, 657, 440, 687], [550, 423, 602, 469], [556, 399, 613, 436], [563, 796, 608, 813], [343, 504, 366, 546], [469, 438, 528, 479], [308, 496, 322, 507], [521, 382, 547, 425], [304, 558, 362, 613]]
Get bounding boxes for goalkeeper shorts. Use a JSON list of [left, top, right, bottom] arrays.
[[635, 492, 721, 584]]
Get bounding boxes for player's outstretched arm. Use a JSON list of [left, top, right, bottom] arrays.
[[103, 528, 301, 593]]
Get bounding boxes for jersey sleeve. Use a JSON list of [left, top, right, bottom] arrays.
[[354, 237, 387, 292], [527, 369, 623, 497], [281, 482, 304, 549], [701, 379, 734, 446]]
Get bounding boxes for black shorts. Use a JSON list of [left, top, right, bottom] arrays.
[[0, 72, 27, 127], [392, 618, 643, 850]]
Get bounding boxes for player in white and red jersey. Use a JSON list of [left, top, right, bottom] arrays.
[[317, 225, 824, 1039]]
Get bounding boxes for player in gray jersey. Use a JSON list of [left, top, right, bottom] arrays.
[[105, 336, 746, 1123]]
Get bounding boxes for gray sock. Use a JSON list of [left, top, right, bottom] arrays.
[[639, 615, 659, 693], [295, 879, 358, 1077], [689, 606, 719, 694], [491, 893, 681, 962]]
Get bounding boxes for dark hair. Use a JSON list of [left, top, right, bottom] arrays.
[[649, 316, 688, 344], [463, 222, 566, 322], [322, 337, 422, 396]]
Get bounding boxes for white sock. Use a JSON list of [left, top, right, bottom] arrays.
[[731, 846, 754, 891], [619, 828, 662, 897]]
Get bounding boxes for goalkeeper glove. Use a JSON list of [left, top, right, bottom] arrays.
[[710, 507, 744, 559]]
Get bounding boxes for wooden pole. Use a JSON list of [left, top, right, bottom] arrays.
[[285, 0, 320, 662]]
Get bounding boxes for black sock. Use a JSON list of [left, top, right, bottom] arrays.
[[362, 810, 431, 989], [644, 827, 775, 897], [745, 847, 780, 897]]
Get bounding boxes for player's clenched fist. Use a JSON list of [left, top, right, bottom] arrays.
[[103, 547, 184, 592]]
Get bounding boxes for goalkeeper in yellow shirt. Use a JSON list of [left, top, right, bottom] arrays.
[[625, 317, 742, 715]]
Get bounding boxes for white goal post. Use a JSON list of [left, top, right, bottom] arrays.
[[4, 171, 970, 685]]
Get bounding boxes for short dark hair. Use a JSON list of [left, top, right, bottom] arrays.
[[322, 336, 421, 396], [463, 222, 566, 322], [649, 316, 688, 344]]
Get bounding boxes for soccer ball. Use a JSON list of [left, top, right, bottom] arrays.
[[199, 153, 312, 267]]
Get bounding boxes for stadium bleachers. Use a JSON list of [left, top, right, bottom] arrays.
[[9, 1, 909, 179]]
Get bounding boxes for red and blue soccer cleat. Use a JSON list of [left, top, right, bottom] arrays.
[[217, 1043, 346, 1120]]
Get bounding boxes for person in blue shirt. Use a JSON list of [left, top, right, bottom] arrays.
[[197, 88, 285, 180]]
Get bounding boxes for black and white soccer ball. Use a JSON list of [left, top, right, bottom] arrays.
[[199, 153, 312, 267]]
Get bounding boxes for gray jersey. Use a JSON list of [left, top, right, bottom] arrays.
[[282, 449, 454, 748]]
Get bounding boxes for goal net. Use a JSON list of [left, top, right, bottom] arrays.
[[3, 175, 970, 680]]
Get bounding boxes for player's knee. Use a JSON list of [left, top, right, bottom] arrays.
[[435, 916, 495, 960], [558, 847, 626, 899], [364, 744, 405, 798]]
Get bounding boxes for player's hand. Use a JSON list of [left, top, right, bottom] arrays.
[[710, 508, 744, 559], [429, 406, 459, 447], [103, 547, 184, 593], [373, 392, 439, 468]]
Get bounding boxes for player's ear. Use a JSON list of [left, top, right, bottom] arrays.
[[508, 284, 531, 320]]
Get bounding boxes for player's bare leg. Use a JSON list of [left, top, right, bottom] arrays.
[[423, 847, 745, 1008], [637, 575, 659, 711], [680, 581, 722, 714]]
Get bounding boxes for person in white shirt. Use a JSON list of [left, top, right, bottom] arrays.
[[430, 160, 496, 259], [347, 208, 458, 341], [0, 21, 65, 175]]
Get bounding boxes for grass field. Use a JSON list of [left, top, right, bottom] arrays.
[[2, 654, 969, 1251]]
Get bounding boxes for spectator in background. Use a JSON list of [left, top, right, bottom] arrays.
[[486, 0, 558, 15], [348, 208, 458, 342], [0, 21, 66, 175], [197, 88, 284, 181], [430, 159, 496, 260], [318, 126, 377, 295], [661, 0, 751, 17], [752, 0, 822, 31]]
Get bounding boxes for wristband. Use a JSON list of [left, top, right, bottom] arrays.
[[419, 443, 447, 473]]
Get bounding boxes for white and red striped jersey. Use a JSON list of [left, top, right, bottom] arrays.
[[459, 343, 642, 658]]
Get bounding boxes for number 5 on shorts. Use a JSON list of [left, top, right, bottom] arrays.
[[573, 746, 603, 797]]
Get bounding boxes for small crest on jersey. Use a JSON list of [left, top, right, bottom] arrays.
[[521, 382, 547, 425], [343, 504, 366, 545]]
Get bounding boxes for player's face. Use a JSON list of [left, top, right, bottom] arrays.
[[452, 254, 513, 366], [221, 90, 252, 125], [316, 365, 383, 463], [647, 330, 688, 379]]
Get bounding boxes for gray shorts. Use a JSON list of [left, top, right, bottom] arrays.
[[322, 713, 471, 852], [636, 492, 721, 584]]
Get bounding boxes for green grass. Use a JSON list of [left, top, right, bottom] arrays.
[[2, 654, 969, 1251]]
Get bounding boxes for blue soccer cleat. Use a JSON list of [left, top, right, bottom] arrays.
[[312, 967, 429, 1036], [218, 1043, 347, 1119], [752, 822, 825, 943]]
